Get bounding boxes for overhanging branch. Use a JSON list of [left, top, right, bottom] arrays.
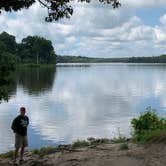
[[0, 0, 121, 22]]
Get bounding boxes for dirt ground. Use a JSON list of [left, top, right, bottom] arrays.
[[0, 143, 166, 166]]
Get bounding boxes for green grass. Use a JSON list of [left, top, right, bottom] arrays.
[[0, 150, 13, 158], [31, 146, 58, 156], [119, 143, 129, 150], [87, 137, 112, 145], [30, 137, 127, 156], [143, 129, 166, 143], [71, 140, 90, 148], [16, 63, 56, 68], [111, 137, 128, 143]]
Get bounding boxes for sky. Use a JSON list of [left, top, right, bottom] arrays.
[[0, 0, 166, 57]]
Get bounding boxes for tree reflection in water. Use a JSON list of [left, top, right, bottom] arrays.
[[0, 66, 56, 102], [16, 67, 56, 95]]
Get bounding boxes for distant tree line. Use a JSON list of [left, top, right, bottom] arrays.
[[56, 55, 128, 63], [57, 55, 166, 63], [127, 56, 166, 63]]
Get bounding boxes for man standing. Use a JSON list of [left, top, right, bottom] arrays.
[[11, 107, 29, 163]]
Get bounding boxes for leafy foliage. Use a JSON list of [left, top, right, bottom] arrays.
[[0, 32, 57, 65], [0, 32, 17, 54], [18, 36, 56, 64], [131, 107, 166, 142], [0, 0, 35, 12], [0, 31, 56, 102], [0, 0, 121, 22]]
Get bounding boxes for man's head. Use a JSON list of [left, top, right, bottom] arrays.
[[20, 107, 26, 116]]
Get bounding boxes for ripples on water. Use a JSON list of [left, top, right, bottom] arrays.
[[1, 63, 166, 153]]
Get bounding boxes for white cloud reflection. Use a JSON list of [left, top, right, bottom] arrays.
[[1, 64, 166, 152]]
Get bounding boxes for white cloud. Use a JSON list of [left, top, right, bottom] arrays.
[[123, 0, 166, 8], [0, 1, 166, 57], [160, 14, 166, 25]]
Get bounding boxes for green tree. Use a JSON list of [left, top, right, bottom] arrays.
[[0, 31, 17, 54], [0, 0, 121, 22], [18, 36, 56, 64]]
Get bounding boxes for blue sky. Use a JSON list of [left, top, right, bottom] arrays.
[[0, 0, 166, 57], [136, 7, 166, 26]]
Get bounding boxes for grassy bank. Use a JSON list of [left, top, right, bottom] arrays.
[[0, 137, 128, 158], [16, 63, 56, 68]]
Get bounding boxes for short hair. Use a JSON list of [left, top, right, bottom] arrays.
[[20, 107, 26, 112]]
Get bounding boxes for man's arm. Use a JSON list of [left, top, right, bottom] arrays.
[[11, 117, 18, 132], [27, 116, 29, 126]]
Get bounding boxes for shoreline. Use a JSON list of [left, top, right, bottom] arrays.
[[0, 137, 128, 156], [0, 138, 166, 166]]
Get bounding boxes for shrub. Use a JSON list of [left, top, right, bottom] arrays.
[[131, 107, 166, 142]]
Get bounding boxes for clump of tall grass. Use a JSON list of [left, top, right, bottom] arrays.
[[119, 143, 129, 150], [0, 150, 13, 158], [31, 146, 58, 156]]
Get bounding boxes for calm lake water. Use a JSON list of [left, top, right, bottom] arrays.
[[1, 63, 166, 153]]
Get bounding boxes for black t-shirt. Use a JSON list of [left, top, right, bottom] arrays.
[[11, 115, 29, 136]]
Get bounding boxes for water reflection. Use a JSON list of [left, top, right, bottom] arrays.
[[16, 67, 56, 95], [0, 72, 17, 103], [0, 66, 56, 152], [1, 64, 166, 153]]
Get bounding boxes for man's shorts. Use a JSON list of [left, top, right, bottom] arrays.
[[15, 133, 28, 148]]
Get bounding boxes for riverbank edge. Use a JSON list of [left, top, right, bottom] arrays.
[[0, 137, 130, 158], [16, 63, 57, 68], [1, 137, 166, 166]]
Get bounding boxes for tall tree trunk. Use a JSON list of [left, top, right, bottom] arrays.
[[37, 52, 39, 65]]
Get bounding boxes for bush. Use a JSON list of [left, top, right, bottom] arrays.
[[131, 107, 166, 142]]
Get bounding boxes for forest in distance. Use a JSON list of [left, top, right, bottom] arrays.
[[1, 31, 166, 102], [57, 55, 166, 63], [1, 31, 166, 66]]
